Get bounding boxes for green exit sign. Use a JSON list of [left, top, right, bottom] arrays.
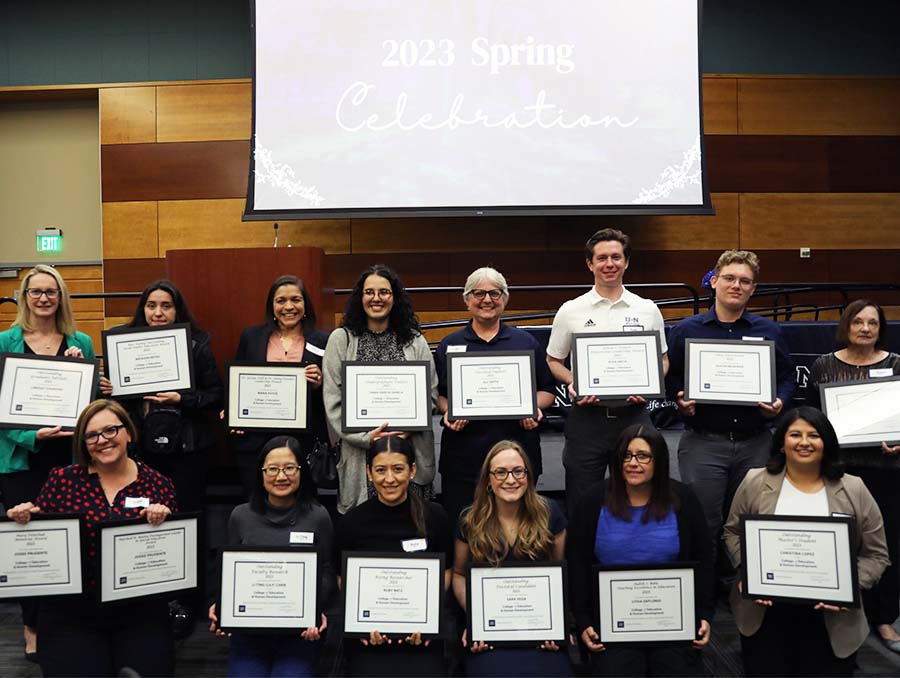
[[37, 235, 62, 253]]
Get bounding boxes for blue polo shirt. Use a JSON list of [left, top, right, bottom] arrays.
[[665, 308, 795, 435], [434, 322, 557, 482]]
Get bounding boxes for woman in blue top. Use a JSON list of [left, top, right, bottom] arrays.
[[452, 440, 570, 677], [568, 424, 713, 677], [0, 264, 95, 661]]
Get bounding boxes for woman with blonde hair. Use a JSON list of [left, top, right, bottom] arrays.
[[452, 440, 570, 676], [0, 264, 95, 661]]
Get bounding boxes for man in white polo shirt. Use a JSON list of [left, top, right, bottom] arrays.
[[546, 228, 668, 514]]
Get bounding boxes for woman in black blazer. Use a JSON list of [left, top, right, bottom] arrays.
[[230, 275, 331, 497]]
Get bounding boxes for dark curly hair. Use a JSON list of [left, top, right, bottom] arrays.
[[264, 275, 317, 334], [341, 264, 421, 346], [127, 279, 201, 331]]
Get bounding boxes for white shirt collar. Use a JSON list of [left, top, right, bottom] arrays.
[[588, 286, 634, 307]]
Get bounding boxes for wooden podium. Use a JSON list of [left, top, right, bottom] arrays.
[[165, 247, 333, 368]]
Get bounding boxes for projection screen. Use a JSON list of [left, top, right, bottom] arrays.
[[246, 0, 711, 219]]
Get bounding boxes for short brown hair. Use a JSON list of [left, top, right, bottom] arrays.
[[836, 299, 888, 350], [73, 399, 138, 467], [584, 228, 631, 261], [714, 250, 760, 280]]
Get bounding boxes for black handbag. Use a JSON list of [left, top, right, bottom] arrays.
[[307, 438, 339, 489]]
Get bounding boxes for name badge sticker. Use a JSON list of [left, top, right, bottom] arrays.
[[869, 368, 893, 378], [290, 531, 314, 544], [742, 336, 764, 341], [402, 538, 428, 552], [622, 325, 644, 332], [124, 497, 150, 509], [447, 345, 467, 353]]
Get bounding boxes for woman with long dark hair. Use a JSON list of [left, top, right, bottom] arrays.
[[231, 275, 330, 497], [335, 436, 452, 676], [209, 436, 334, 677], [323, 264, 438, 513], [452, 440, 570, 676], [724, 407, 889, 676], [568, 424, 713, 676]]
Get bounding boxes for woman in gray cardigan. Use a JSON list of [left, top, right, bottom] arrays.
[[323, 264, 438, 514], [724, 407, 888, 677]]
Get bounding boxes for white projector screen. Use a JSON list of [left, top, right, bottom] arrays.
[[246, 0, 711, 219]]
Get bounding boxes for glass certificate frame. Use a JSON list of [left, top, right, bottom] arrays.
[[218, 546, 318, 633], [684, 338, 776, 405], [98, 514, 199, 604], [570, 332, 664, 400], [341, 361, 432, 432], [102, 323, 195, 399], [594, 563, 698, 644], [466, 561, 567, 646], [740, 515, 859, 607], [0, 353, 98, 430], [0, 514, 84, 598], [341, 551, 444, 638], [225, 362, 308, 430], [447, 351, 538, 421], [820, 376, 900, 448]]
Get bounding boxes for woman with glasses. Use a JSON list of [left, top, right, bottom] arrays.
[[335, 436, 452, 676], [568, 425, 713, 676], [323, 264, 438, 514], [434, 267, 557, 527], [0, 264, 96, 661], [452, 440, 571, 676], [231, 275, 330, 497], [6, 400, 177, 677], [208, 436, 334, 677]]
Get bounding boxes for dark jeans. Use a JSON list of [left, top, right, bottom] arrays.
[[228, 633, 319, 677], [467, 646, 573, 677], [590, 645, 703, 677]]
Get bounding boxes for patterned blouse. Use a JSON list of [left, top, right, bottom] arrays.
[[356, 328, 405, 362]]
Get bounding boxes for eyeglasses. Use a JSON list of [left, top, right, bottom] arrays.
[[25, 288, 60, 300], [622, 452, 653, 464], [490, 467, 527, 481], [262, 464, 300, 478], [717, 274, 755, 288], [363, 289, 393, 299], [468, 289, 503, 301], [84, 424, 125, 446]]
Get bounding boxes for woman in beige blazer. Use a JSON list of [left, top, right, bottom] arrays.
[[724, 406, 888, 677]]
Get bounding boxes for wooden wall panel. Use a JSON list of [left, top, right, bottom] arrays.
[[156, 83, 251, 142], [101, 141, 249, 202], [702, 77, 738, 135], [157, 199, 351, 254], [102, 258, 166, 317], [738, 78, 900, 136], [740, 193, 900, 250], [827, 137, 900, 192], [706, 137, 829, 192], [99, 86, 156, 144], [102, 201, 159, 259], [351, 217, 549, 253]]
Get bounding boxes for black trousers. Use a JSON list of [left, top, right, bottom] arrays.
[[38, 596, 174, 677], [590, 645, 703, 677], [740, 605, 855, 677]]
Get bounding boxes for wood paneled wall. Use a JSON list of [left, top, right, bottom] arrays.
[[96, 76, 900, 339]]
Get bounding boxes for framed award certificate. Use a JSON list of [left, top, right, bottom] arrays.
[[225, 362, 308, 430], [102, 323, 195, 399], [0, 353, 98, 430], [0, 514, 84, 598], [447, 351, 538, 421], [218, 547, 318, 632], [595, 564, 698, 644], [341, 361, 433, 432], [467, 561, 567, 646], [820, 376, 900, 448], [740, 515, 859, 607], [341, 551, 444, 638], [98, 514, 199, 603], [684, 338, 775, 405], [570, 332, 664, 400]]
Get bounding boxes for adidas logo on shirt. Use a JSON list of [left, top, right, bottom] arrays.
[[584, 319, 596, 327]]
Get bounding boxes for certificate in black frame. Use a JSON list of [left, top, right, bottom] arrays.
[[217, 545, 320, 634], [570, 332, 665, 401], [340, 550, 445, 639], [341, 360, 433, 432], [739, 514, 860, 608], [0, 353, 99, 431], [819, 376, 900, 449], [224, 361, 308, 430], [447, 350, 538, 422], [0, 513, 86, 599], [465, 560, 568, 647], [101, 323, 195, 399], [593, 562, 699, 645], [683, 338, 776, 406]]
